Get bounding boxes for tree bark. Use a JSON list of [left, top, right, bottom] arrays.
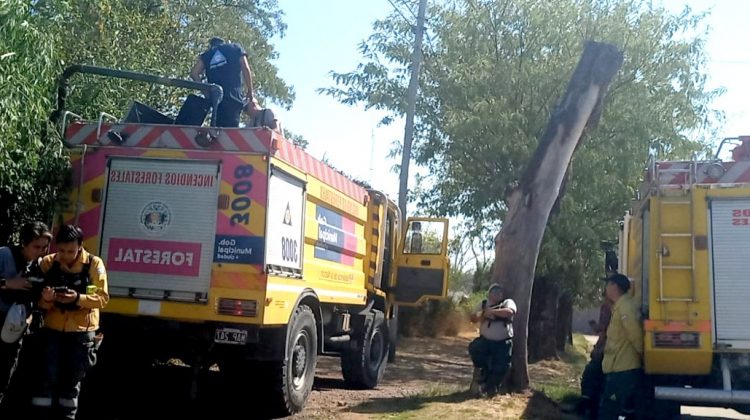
[[493, 41, 623, 391], [528, 277, 560, 362], [556, 291, 574, 353]]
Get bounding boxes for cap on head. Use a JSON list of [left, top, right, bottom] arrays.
[[488, 283, 503, 295], [607, 274, 631, 294], [209, 37, 225, 48]]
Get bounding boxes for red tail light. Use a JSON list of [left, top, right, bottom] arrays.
[[216, 298, 257, 317], [653, 332, 700, 348]]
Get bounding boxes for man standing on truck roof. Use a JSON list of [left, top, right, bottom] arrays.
[[31, 225, 108, 420], [190, 37, 255, 128], [598, 274, 643, 420]]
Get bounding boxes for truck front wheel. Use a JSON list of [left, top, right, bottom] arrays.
[[341, 310, 389, 389]]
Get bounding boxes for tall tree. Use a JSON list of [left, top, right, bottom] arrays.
[[0, 0, 68, 243], [322, 0, 719, 308], [322, 0, 720, 390], [492, 42, 623, 389], [0, 0, 295, 242], [34, 0, 294, 119]]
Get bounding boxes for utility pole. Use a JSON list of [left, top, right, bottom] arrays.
[[397, 0, 427, 218], [369, 128, 375, 185]]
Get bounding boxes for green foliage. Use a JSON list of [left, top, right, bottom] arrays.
[[1, 0, 293, 243], [34, 0, 294, 119], [324, 0, 721, 303], [283, 128, 309, 150], [0, 0, 69, 243]]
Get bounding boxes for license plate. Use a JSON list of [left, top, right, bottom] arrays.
[[214, 327, 248, 345]]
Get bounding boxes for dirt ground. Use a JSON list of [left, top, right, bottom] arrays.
[[1, 332, 576, 420], [294, 333, 573, 420], [297, 334, 477, 419]]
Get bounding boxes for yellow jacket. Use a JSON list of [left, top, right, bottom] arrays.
[[39, 248, 109, 332], [602, 294, 643, 373]]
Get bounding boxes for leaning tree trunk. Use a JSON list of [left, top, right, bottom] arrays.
[[493, 41, 623, 391]]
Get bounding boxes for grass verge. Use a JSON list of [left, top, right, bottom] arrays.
[[347, 334, 591, 419]]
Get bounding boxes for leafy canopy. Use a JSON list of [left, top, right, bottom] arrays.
[[323, 0, 721, 301]]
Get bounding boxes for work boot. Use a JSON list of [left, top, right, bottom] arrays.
[[480, 383, 498, 398]]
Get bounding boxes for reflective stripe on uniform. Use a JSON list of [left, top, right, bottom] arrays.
[[58, 397, 78, 408], [31, 396, 53, 407]]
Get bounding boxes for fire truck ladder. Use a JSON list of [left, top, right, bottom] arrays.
[[655, 163, 697, 320]]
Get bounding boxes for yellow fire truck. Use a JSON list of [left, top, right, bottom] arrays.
[[53, 66, 449, 415], [618, 136, 750, 416]]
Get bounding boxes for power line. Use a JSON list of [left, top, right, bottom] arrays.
[[386, 0, 414, 23], [396, 0, 419, 20]]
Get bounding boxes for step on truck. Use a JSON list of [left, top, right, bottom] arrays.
[[52, 65, 450, 416], [616, 136, 750, 417]]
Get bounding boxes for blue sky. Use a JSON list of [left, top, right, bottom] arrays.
[[273, 0, 750, 199]]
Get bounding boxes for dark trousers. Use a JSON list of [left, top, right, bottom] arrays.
[[599, 369, 642, 420], [0, 337, 22, 404], [215, 99, 244, 128], [32, 329, 97, 420], [1, 333, 42, 415], [468, 336, 512, 390], [580, 353, 606, 418]]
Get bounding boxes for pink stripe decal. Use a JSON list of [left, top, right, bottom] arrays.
[[73, 149, 109, 185], [136, 126, 166, 147], [75, 206, 102, 239], [107, 238, 202, 277], [342, 217, 357, 265], [170, 128, 197, 149]]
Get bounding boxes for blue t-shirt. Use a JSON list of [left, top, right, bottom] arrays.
[[0, 246, 20, 310], [200, 43, 247, 105]]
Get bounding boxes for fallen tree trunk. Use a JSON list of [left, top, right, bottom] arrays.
[[493, 41, 623, 391]]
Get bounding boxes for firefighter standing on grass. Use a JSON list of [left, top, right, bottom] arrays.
[[31, 225, 108, 420], [598, 274, 643, 420]]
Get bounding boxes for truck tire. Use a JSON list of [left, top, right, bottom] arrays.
[[269, 304, 318, 416], [341, 310, 389, 389]]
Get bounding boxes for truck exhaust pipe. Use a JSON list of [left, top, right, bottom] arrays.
[[655, 387, 750, 405]]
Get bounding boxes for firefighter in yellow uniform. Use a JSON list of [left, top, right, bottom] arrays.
[[599, 274, 643, 420], [31, 225, 109, 420]]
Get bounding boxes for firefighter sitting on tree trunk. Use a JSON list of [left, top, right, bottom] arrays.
[[469, 284, 516, 396]]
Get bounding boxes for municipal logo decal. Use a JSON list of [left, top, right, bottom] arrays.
[[141, 201, 171, 234]]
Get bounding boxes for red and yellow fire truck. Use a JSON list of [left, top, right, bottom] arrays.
[[618, 136, 750, 416], [53, 65, 449, 415]]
